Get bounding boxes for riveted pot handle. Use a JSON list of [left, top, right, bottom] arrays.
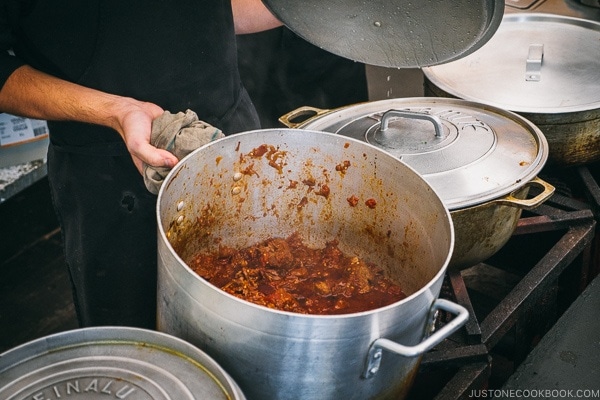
[[362, 298, 469, 379], [493, 176, 555, 210], [278, 106, 331, 128]]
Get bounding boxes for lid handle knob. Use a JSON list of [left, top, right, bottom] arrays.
[[526, 44, 544, 82], [380, 110, 444, 138]]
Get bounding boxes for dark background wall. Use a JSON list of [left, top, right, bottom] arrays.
[[236, 27, 369, 128]]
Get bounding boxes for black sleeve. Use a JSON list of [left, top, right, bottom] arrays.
[[0, 0, 27, 90]]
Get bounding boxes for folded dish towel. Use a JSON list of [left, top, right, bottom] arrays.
[[144, 109, 224, 194]]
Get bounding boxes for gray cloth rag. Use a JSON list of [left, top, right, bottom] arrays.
[[143, 109, 225, 194]]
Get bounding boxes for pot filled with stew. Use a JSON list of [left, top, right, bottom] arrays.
[[156, 129, 468, 400]]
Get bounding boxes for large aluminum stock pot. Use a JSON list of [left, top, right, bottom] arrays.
[[280, 98, 555, 270], [156, 129, 468, 400]]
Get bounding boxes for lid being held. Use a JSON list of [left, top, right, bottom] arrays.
[[262, 0, 506, 68]]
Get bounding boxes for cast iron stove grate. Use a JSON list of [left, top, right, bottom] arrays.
[[406, 164, 598, 399]]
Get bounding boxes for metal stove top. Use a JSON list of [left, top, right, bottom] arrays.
[[405, 163, 600, 399]]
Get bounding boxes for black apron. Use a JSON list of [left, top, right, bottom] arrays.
[[47, 87, 259, 328], [21, 0, 261, 328]]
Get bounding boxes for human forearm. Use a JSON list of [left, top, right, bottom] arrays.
[[0, 65, 146, 131], [231, 0, 282, 34], [0, 65, 177, 172]]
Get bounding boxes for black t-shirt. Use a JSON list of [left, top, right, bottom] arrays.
[[0, 0, 250, 146]]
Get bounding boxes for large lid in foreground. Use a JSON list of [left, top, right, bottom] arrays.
[[0, 327, 245, 400], [262, 0, 505, 68], [295, 98, 549, 209], [422, 13, 600, 114]]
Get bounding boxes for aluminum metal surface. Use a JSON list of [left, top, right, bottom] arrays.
[[0, 327, 245, 400], [287, 98, 549, 210], [422, 13, 600, 114], [156, 129, 462, 400], [261, 0, 505, 68]]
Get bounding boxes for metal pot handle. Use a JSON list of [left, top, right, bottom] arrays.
[[362, 298, 469, 379], [492, 176, 555, 210], [278, 106, 331, 128]]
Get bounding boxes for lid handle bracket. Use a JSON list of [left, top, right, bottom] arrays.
[[526, 44, 544, 82]]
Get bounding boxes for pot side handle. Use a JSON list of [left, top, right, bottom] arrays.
[[362, 298, 469, 379], [278, 106, 331, 128], [493, 176, 555, 210]]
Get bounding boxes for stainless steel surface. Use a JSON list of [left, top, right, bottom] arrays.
[[0, 327, 246, 400], [363, 1, 600, 105], [422, 14, 600, 114], [422, 13, 600, 166], [156, 129, 464, 400], [261, 0, 506, 68], [280, 98, 550, 210]]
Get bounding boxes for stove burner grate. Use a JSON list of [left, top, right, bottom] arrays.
[[406, 164, 598, 399]]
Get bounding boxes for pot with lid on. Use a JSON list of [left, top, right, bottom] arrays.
[[0, 327, 246, 400], [422, 13, 600, 167], [157, 129, 468, 400], [280, 97, 555, 270]]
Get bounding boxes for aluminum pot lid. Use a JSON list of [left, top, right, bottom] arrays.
[[0, 327, 245, 400], [261, 0, 505, 68], [295, 98, 548, 210], [422, 13, 600, 114]]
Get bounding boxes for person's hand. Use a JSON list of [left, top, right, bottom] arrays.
[[113, 99, 179, 174]]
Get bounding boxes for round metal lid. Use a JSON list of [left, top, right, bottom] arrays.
[[0, 327, 245, 400], [295, 98, 548, 209], [422, 13, 600, 114], [261, 0, 505, 68]]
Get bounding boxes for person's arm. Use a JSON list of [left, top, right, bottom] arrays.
[[0, 0, 279, 173], [0, 65, 178, 172], [231, 0, 282, 34]]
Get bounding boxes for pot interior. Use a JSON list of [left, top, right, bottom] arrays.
[[158, 129, 453, 298]]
